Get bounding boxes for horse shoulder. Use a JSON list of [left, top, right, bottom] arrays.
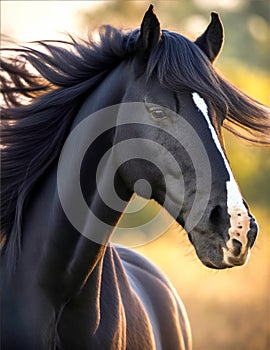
[[115, 245, 192, 350]]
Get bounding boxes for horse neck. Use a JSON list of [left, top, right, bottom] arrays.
[[16, 63, 132, 305]]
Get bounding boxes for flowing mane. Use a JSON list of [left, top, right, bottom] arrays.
[[1, 25, 269, 257]]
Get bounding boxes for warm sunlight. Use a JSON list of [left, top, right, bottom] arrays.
[[1, 1, 99, 41], [1, 2, 269, 349]]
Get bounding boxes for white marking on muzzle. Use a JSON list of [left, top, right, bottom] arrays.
[[192, 93, 251, 262]]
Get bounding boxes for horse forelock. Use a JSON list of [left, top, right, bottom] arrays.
[[146, 30, 270, 146]]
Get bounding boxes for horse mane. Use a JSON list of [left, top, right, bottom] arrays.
[[1, 25, 269, 262], [1, 26, 132, 258]]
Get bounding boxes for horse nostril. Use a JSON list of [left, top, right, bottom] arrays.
[[232, 239, 242, 256], [209, 205, 222, 227], [248, 221, 258, 248]]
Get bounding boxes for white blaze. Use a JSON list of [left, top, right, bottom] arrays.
[[192, 92, 247, 213]]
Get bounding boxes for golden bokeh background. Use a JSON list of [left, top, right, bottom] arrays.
[[2, 1, 269, 349]]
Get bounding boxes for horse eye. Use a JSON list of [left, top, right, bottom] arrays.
[[150, 108, 167, 120]]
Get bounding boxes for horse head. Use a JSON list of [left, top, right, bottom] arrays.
[[115, 6, 258, 269]]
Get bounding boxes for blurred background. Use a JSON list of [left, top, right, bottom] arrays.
[[1, 1, 269, 349]]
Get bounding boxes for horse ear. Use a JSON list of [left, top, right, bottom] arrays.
[[136, 4, 161, 60], [194, 12, 224, 63]]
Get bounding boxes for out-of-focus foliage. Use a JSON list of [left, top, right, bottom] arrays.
[[80, 0, 270, 70]]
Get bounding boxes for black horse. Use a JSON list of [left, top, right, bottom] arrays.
[[1, 5, 269, 349]]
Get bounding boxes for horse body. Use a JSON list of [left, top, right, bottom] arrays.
[[1, 173, 190, 349], [1, 5, 269, 349], [2, 246, 190, 349], [56, 246, 190, 350], [1, 57, 191, 349]]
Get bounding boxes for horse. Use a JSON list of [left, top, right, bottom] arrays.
[[1, 5, 269, 349]]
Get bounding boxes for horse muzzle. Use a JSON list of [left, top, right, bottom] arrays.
[[187, 210, 258, 270], [223, 216, 258, 267]]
